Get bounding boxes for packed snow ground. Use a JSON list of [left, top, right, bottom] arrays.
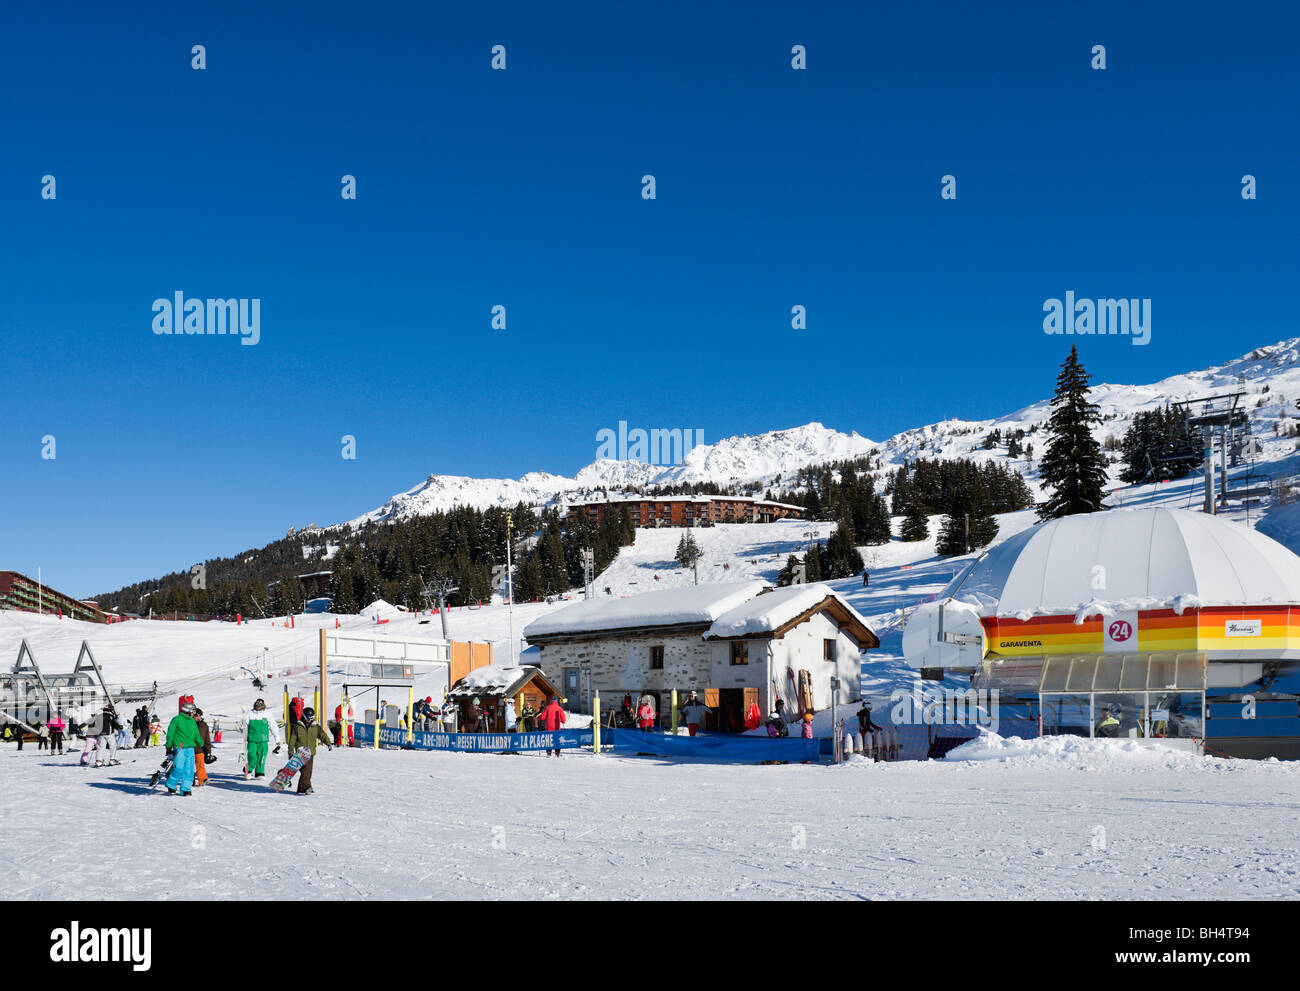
[[3, 734, 1298, 900]]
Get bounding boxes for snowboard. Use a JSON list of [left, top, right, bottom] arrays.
[[269, 746, 314, 792], [148, 750, 176, 788]]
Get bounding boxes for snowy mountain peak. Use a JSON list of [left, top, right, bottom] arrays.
[[337, 339, 1300, 531]]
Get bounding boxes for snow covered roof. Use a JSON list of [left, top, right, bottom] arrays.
[[945, 507, 1300, 618], [448, 664, 554, 698], [523, 581, 769, 641], [704, 583, 879, 646]]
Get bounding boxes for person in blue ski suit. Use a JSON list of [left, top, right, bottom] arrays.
[[164, 701, 203, 795]]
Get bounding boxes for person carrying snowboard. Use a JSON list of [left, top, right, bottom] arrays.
[[288, 707, 332, 794], [240, 698, 283, 777], [164, 701, 203, 795]]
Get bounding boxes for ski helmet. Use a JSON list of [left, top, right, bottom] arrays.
[[180, 701, 197, 715], [426, 696, 433, 703], [302, 707, 315, 720]]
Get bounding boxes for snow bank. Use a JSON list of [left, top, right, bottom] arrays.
[[946, 731, 1221, 771]]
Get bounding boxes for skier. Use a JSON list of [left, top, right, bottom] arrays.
[[680, 691, 710, 737], [240, 698, 283, 777], [539, 693, 566, 757], [636, 696, 656, 732], [287, 707, 333, 795], [98, 704, 124, 766], [164, 701, 203, 795], [862, 569, 869, 587], [148, 713, 162, 746], [192, 708, 214, 786], [856, 701, 883, 761], [79, 707, 106, 766], [47, 712, 66, 754]]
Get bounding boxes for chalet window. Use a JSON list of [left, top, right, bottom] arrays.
[[824, 639, 836, 662], [731, 641, 749, 665], [650, 645, 664, 669]]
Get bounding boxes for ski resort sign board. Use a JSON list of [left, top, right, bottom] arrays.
[[355, 723, 594, 752]]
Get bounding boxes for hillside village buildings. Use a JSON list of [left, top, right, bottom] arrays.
[[564, 495, 804, 529]]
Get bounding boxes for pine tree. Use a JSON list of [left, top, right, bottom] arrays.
[[675, 530, 703, 571], [901, 500, 929, 542], [1038, 346, 1108, 520], [935, 513, 967, 556]]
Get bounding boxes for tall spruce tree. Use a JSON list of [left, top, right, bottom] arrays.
[[1038, 346, 1108, 520], [900, 499, 929, 542]]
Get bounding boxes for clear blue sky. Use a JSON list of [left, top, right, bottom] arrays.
[[1, 0, 1295, 597]]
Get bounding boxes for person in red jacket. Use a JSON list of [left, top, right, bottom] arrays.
[[635, 696, 656, 732], [538, 694, 566, 758]]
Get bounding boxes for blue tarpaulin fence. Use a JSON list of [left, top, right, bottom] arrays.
[[352, 722, 820, 761], [353, 723, 593, 752], [603, 729, 820, 762]]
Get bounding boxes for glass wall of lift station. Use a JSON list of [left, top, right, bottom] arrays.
[[1037, 651, 1207, 740]]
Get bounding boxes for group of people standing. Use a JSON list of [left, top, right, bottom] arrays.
[[3, 703, 163, 764]]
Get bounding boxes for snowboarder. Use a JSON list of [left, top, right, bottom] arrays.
[[47, 712, 65, 754], [287, 707, 332, 794], [240, 698, 284, 777], [856, 701, 883, 760], [164, 701, 204, 795], [681, 691, 710, 737], [539, 694, 566, 756], [636, 696, 656, 732]]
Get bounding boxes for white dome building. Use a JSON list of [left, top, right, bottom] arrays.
[[902, 509, 1300, 757]]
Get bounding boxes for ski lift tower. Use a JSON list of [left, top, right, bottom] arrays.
[[1172, 392, 1247, 514]]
